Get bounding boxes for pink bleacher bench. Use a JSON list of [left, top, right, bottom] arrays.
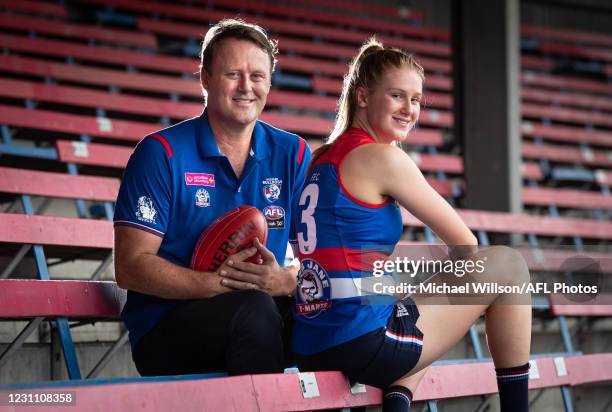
[[521, 54, 556, 72], [402, 207, 612, 240], [0, 212, 112, 249], [0, 33, 191, 74], [0, 25, 447, 81], [409, 151, 463, 174], [522, 142, 612, 168], [523, 103, 612, 129], [522, 25, 612, 49], [521, 88, 612, 113], [206, 0, 436, 41], [0, 55, 200, 97], [0, 355, 597, 411], [95, 0, 444, 46], [0, 279, 122, 319], [0, 166, 119, 202], [136, 15, 452, 72], [0, 0, 66, 18], [56, 140, 132, 169], [0, 77, 201, 119], [314, 72, 452, 94], [523, 162, 544, 181], [0, 104, 160, 142], [537, 41, 612, 64], [318, 69, 612, 96], [523, 187, 612, 210], [0, 12, 157, 49], [566, 353, 612, 387], [521, 71, 612, 95], [0, 77, 450, 139], [549, 294, 612, 317], [0, 168, 124, 379], [521, 122, 612, 148], [287, 0, 426, 23], [137, 17, 447, 62]]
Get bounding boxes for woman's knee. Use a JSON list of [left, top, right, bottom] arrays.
[[481, 246, 530, 286]]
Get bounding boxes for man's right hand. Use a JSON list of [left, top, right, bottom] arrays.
[[115, 225, 234, 299], [216, 246, 263, 290]]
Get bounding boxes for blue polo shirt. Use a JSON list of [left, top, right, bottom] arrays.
[[114, 110, 311, 348]]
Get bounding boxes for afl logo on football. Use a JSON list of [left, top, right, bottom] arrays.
[[296, 259, 332, 318], [263, 205, 285, 229], [195, 188, 211, 207]]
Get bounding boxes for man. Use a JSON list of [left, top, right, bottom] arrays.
[[113, 19, 311, 376]]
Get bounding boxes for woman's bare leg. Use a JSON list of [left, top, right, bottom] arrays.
[[392, 246, 532, 396]]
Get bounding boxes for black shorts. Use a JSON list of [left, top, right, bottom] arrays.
[[296, 297, 424, 389]]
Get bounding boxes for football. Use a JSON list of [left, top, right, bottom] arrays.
[[190, 205, 268, 272]]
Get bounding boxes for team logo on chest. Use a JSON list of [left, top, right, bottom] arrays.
[[262, 177, 282, 202], [195, 188, 211, 208], [296, 259, 332, 318]]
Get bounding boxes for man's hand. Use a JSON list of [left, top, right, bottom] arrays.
[[219, 238, 297, 296]]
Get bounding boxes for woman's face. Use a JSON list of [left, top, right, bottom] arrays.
[[359, 66, 423, 144]]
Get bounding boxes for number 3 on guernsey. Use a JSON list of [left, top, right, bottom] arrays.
[[298, 183, 319, 254]]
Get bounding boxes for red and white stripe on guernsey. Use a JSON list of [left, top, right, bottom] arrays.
[[384, 329, 424, 346], [303, 247, 389, 273]]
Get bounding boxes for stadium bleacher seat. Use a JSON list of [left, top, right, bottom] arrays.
[[0, 167, 126, 379], [0, 354, 605, 411]]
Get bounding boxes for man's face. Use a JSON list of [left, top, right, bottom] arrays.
[[202, 38, 271, 129]]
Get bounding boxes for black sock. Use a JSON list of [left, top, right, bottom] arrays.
[[383, 385, 413, 412], [495, 362, 530, 412]]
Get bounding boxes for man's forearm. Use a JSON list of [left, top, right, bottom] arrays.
[[115, 253, 231, 299]]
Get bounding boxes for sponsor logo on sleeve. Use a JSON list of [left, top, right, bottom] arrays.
[[136, 196, 157, 224]]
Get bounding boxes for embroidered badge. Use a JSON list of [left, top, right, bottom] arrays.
[[136, 196, 157, 224], [262, 177, 282, 202], [296, 259, 332, 318], [195, 188, 211, 207], [263, 205, 285, 229]]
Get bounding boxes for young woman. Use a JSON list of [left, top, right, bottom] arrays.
[[292, 38, 532, 412]]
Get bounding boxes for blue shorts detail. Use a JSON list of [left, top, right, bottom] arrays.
[[296, 297, 424, 388]]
